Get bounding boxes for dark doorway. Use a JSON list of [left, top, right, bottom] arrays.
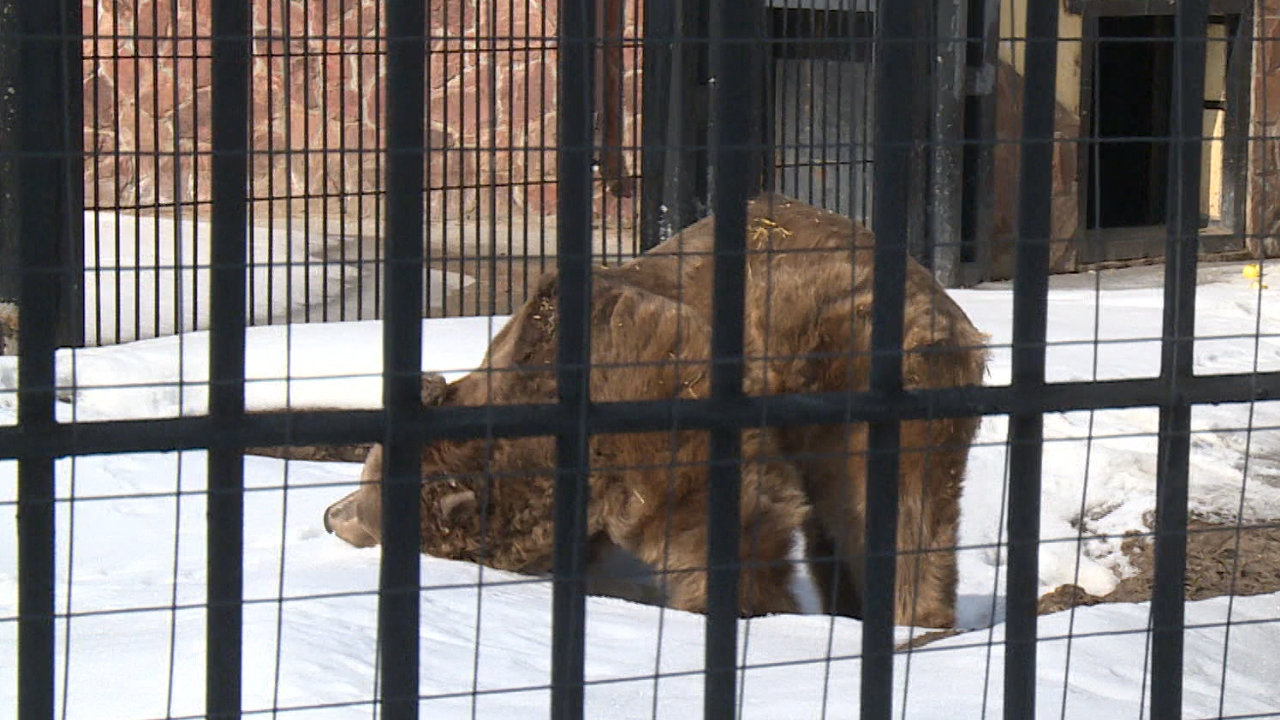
[[1086, 14, 1174, 231]]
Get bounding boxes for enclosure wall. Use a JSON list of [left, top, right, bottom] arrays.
[[81, 0, 641, 225]]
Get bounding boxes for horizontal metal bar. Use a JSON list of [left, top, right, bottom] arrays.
[[5, 371, 1278, 460]]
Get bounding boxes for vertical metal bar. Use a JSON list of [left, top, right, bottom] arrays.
[[207, 0, 250, 717], [959, 0, 998, 284], [661, 0, 711, 235], [1151, 3, 1207, 718], [0, 2, 16, 316], [905, 6, 932, 271], [13, 0, 70, 717], [380, 0, 427, 715], [59, 0, 83, 349], [640, 0, 675, 250], [551, 0, 594, 714], [931, 0, 966, 287], [704, 0, 759, 716], [1003, 0, 1059, 717], [862, 0, 920, 717], [550, 0, 595, 706], [1222, 11, 1252, 238]]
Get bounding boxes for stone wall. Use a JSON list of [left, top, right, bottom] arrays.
[[82, 0, 642, 225]]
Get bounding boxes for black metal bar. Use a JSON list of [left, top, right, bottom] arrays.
[[958, 0, 999, 284], [3, 1, 81, 351], [1003, 0, 1059, 717], [0, 2, 16, 319], [58, 0, 83, 350], [704, 0, 760, 715], [863, 1, 921, 717], [551, 0, 595, 713], [10, 370, 1280, 460], [1222, 11, 1251, 238], [13, 0, 68, 717], [640, 0, 675, 251], [380, 0, 427, 715], [931, 0, 967, 287], [207, 0, 250, 717], [659, 0, 711, 237], [905, 6, 933, 272], [1151, 2, 1207, 718]]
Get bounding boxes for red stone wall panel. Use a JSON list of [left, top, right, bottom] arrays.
[[82, 0, 644, 223]]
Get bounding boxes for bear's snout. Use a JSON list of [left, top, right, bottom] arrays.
[[324, 489, 380, 549]]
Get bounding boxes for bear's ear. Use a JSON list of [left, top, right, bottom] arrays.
[[437, 486, 477, 523], [420, 372, 449, 406]]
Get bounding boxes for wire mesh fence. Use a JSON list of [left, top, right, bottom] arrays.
[[4, 0, 1280, 719]]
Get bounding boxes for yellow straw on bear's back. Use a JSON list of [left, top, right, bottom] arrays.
[[747, 217, 793, 248]]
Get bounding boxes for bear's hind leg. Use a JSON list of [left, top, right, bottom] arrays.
[[803, 514, 863, 619], [625, 485, 803, 618], [890, 424, 966, 629]]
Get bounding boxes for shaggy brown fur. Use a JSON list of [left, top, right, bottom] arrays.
[[611, 194, 989, 628], [325, 193, 988, 627], [325, 272, 809, 617], [0, 302, 19, 356], [248, 444, 371, 463]]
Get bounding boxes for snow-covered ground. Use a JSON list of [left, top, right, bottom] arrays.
[[2, 260, 1279, 718], [83, 211, 475, 345], [79, 209, 638, 346]]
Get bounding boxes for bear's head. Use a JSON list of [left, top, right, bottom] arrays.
[[323, 371, 487, 556]]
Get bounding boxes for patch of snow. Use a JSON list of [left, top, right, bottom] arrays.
[[82, 211, 475, 345]]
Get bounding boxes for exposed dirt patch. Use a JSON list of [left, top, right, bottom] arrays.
[[896, 628, 964, 651], [1038, 515, 1280, 616]]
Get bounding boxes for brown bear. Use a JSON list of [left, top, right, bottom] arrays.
[[603, 194, 988, 628], [325, 193, 988, 627], [324, 271, 811, 617]]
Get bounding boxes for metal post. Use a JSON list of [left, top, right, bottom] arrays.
[[207, 0, 250, 717], [931, 0, 967, 286], [551, 0, 595, 714], [1151, 2, 1208, 718], [379, 0, 428, 716], [640, 0, 675, 250], [1003, 0, 1059, 716], [13, 0, 69, 716], [862, 1, 923, 718], [703, 0, 761, 715]]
